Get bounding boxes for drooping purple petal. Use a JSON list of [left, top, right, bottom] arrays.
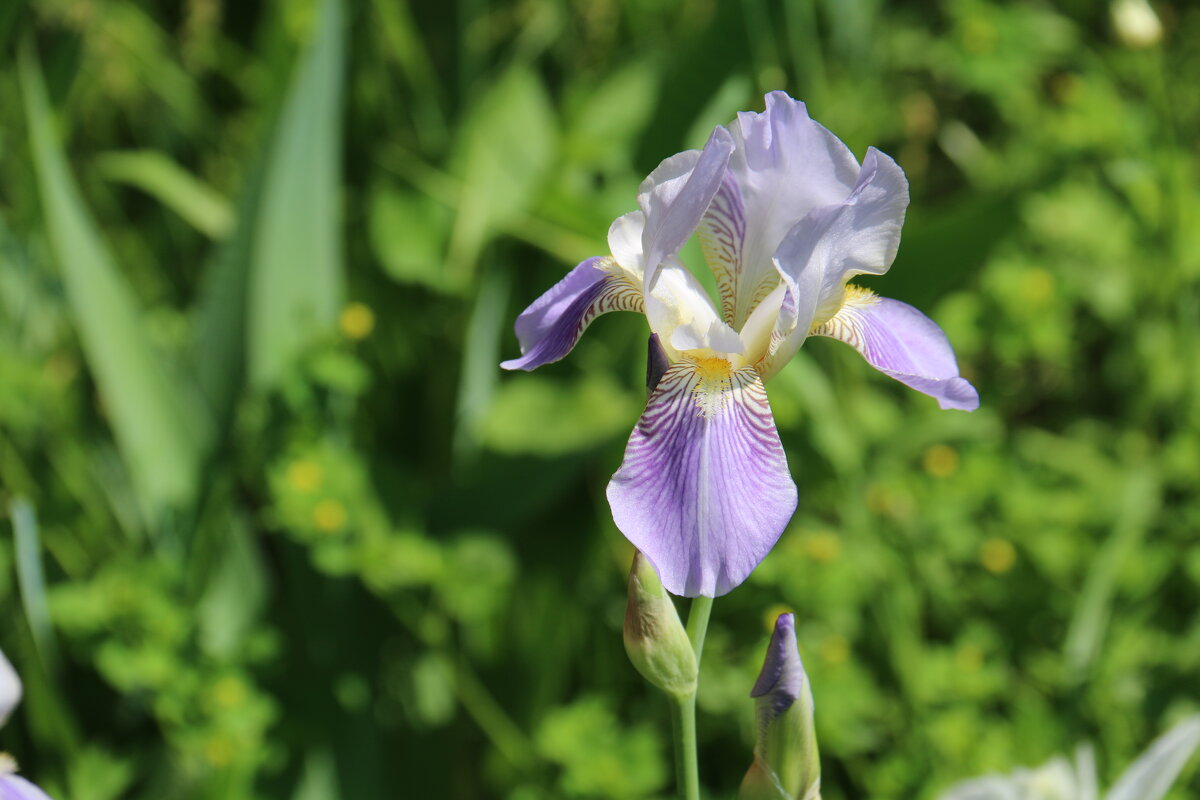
[[703, 92, 861, 328], [0, 649, 20, 728], [607, 364, 797, 597], [813, 293, 979, 411], [501, 257, 643, 371], [0, 775, 54, 800], [773, 147, 909, 341], [638, 127, 734, 289]]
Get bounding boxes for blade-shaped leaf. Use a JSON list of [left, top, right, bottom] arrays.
[[247, 0, 345, 389], [191, 151, 267, 427], [10, 497, 56, 668], [20, 46, 210, 516]]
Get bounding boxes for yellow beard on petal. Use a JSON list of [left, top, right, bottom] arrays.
[[688, 355, 735, 418], [810, 283, 880, 338]]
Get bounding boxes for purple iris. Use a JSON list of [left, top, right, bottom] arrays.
[[503, 91, 978, 597]]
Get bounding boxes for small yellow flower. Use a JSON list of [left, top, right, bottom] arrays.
[[211, 676, 247, 709], [980, 538, 1016, 574], [955, 644, 984, 672], [204, 735, 235, 767], [313, 499, 348, 533], [923, 444, 960, 478], [819, 635, 850, 666], [286, 459, 323, 493], [339, 302, 375, 340], [802, 531, 841, 563], [1020, 268, 1055, 305]]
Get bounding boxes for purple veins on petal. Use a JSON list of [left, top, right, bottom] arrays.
[[500, 257, 643, 371], [607, 363, 797, 598], [813, 292, 979, 411]]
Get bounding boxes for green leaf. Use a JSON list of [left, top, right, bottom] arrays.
[[367, 183, 453, 291], [483, 373, 640, 456], [248, 0, 345, 389], [190, 152, 267, 426], [455, 265, 510, 458], [447, 67, 557, 281], [95, 149, 233, 239], [196, 515, 268, 659], [10, 497, 56, 668], [293, 750, 340, 800], [564, 61, 659, 166], [20, 47, 210, 516]]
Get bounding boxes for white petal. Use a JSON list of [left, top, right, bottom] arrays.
[[1106, 715, 1200, 800], [710, 92, 860, 327], [637, 127, 734, 285], [0, 648, 22, 728], [607, 211, 647, 280], [762, 148, 910, 376], [646, 259, 740, 360]]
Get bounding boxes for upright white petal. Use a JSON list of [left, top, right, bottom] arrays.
[[701, 92, 860, 327]]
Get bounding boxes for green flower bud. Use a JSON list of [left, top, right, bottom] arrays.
[[738, 613, 820, 800], [623, 551, 697, 698]]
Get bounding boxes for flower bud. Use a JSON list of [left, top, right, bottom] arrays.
[[623, 551, 697, 698], [738, 613, 820, 800], [0, 648, 21, 729]]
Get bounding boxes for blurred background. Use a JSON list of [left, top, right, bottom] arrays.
[[1, 0, 1198, 797]]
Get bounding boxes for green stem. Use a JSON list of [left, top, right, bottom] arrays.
[[672, 596, 715, 800], [671, 692, 700, 800], [686, 596, 714, 660]]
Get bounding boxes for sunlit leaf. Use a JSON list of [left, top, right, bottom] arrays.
[[21, 47, 210, 515], [447, 67, 557, 282], [248, 0, 345, 389], [10, 497, 55, 668]]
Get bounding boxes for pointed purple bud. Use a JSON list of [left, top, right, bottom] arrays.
[[738, 613, 820, 800], [623, 552, 697, 698]]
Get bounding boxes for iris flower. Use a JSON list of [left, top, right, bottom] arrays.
[[503, 92, 978, 597]]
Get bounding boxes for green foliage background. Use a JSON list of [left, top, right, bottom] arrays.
[[1, 0, 1198, 797]]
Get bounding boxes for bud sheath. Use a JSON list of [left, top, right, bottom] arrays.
[[623, 552, 698, 698], [738, 613, 820, 800]]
